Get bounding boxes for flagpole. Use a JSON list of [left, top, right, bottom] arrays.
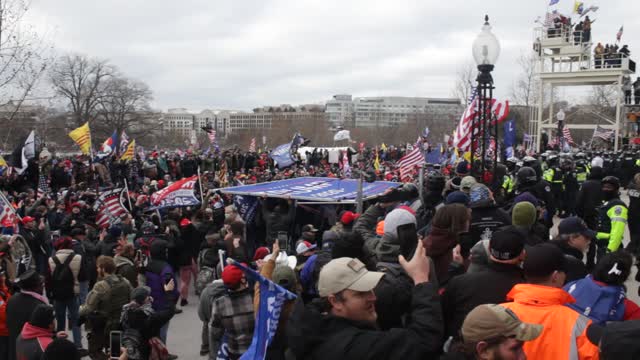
[[197, 166, 206, 206], [123, 178, 134, 211]]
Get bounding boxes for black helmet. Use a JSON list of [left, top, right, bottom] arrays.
[[602, 176, 620, 190], [401, 183, 419, 199], [427, 173, 445, 191], [516, 167, 538, 187]]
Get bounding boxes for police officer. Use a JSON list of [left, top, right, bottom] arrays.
[[626, 173, 640, 256], [595, 176, 628, 261], [522, 158, 556, 228], [575, 155, 589, 186], [560, 157, 578, 218], [543, 154, 563, 213]]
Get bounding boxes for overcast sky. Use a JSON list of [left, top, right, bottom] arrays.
[[27, 0, 639, 112]]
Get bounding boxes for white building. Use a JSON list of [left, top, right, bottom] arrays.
[[162, 109, 238, 136], [325, 95, 461, 127], [325, 94, 354, 125]]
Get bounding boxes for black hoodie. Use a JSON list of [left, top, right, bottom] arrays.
[[286, 282, 444, 360]]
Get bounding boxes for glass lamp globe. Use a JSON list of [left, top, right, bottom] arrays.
[[472, 15, 501, 66]]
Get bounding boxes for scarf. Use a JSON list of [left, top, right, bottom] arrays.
[[21, 290, 49, 305]]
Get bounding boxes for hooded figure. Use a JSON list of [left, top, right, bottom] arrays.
[[144, 240, 178, 312]]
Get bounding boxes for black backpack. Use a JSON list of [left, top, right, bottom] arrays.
[[52, 254, 77, 300]]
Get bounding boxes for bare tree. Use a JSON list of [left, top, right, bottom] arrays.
[[94, 76, 160, 139], [0, 0, 54, 148], [588, 85, 617, 117], [49, 54, 114, 126], [451, 62, 477, 104], [510, 52, 539, 107]]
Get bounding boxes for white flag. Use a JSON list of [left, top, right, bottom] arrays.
[[333, 130, 351, 142]]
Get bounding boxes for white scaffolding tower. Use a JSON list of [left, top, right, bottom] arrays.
[[531, 24, 636, 151]]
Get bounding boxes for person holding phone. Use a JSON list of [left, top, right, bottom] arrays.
[[80, 256, 133, 359]]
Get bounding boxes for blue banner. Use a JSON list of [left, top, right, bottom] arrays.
[[220, 177, 400, 202], [425, 149, 441, 164], [216, 333, 230, 360], [504, 119, 516, 148], [270, 142, 295, 168], [226, 260, 297, 360], [233, 195, 259, 224]]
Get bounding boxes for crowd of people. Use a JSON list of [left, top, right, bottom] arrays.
[[0, 143, 638, 360]]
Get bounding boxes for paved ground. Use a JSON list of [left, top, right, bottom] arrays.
[[167, 190, 639, 358]]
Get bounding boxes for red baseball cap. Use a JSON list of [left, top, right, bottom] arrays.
[[179, 218, 191, 227], [21, 216, 35, 224], [221, 264, 245, 287]]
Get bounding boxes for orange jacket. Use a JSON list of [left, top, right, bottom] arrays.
[[0, 284, 11, 336], [501, 284, 599, 360]]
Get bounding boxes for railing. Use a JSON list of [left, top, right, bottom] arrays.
[[536, 25, 591, 46]]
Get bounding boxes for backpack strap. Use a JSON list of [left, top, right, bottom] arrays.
[[53, 253, 75, 268]]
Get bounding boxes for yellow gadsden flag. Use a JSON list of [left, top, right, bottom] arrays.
[[68, 122, 92, 155], [120, 139, 136, 161]]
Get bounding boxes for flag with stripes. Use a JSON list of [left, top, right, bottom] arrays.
[[119, 131, 129, 155], [206, 129, 216, 144], [120, 139, 136, 161], [68, 122, 92, 155], [249, 138, 256, 152], [617, 26, 623, 42], [0, 193, 18, 226], [397, 147, 424, 181], [593, 126, 614, 141], [38, 174, 49, 197], [454, 91, 510, 152], [94, 188, 128, 228], [543, 10, 560, 27], [562, 127, 574, 144]]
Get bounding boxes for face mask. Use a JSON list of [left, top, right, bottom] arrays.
[[602, 189, 617, 200]]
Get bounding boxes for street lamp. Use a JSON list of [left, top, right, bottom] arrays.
[[471, 15, 500, 183], [556, 109, 565, 151]]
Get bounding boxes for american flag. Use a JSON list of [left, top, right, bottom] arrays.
[[617, 26, 624, 42], [397, 147, 424, 181], [249, 138, 256, 152], [341, 150, 351, 178], [0, 193, 17, 226], [563, 127, 574, 144], [94, 188, 128, 228], [207, 129, 216, 144], [454, 89, 510, 152], [593, 126, 615, 141], [543, 11, 560, 27]]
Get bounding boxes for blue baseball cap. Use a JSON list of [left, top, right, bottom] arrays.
[[558, 217, 597, 239]]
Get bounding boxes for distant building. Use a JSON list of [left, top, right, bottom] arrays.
[[228, 104, 325, 133], [162, 109, 237, 136], [325, 94, 354, 126], [324, 95, 461, 127]]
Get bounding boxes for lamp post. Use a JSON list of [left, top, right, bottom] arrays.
[[556, 109, 565, 151], [471, 15, 500, 183]]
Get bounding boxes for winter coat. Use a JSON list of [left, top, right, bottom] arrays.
[[469, 201, 511, 247], [423, 226, 458, 287], [48, 249, 82, 295], [144, 241, 178, 312], [441, 261, 524, 339], [287, 282, 444, 360], [121, 294, 177, 360], [0, 283, 11, 337], [6, 292, 46, 360], [576, 179, 603, 228], [114, 254, 139, 288], [96, 235, 120, 257], [261, 202, 294, 244], [177, 224, 204, 267], [210, 288, 255, 357], [501, 284, 599, 360], [79, 274, 132, 333], [15, 323, 54, 360], [551, 240, 588, 283]]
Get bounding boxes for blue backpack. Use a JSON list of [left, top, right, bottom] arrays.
[[564, 275, 625, 324]]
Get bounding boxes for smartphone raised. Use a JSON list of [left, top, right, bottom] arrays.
[[109, 331, 122, 359], [277, 231, 288, 251], [396, 223, 418, 260]]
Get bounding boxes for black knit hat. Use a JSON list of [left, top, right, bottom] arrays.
[[523, 243, 568, 278], [42, 338, 80, 360], [29, 304, 55, 329]]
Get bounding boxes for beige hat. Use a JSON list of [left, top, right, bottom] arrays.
[[460, 176, 477, 191], [462, 304, 543, 343], [318, 258, 384, 297]]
